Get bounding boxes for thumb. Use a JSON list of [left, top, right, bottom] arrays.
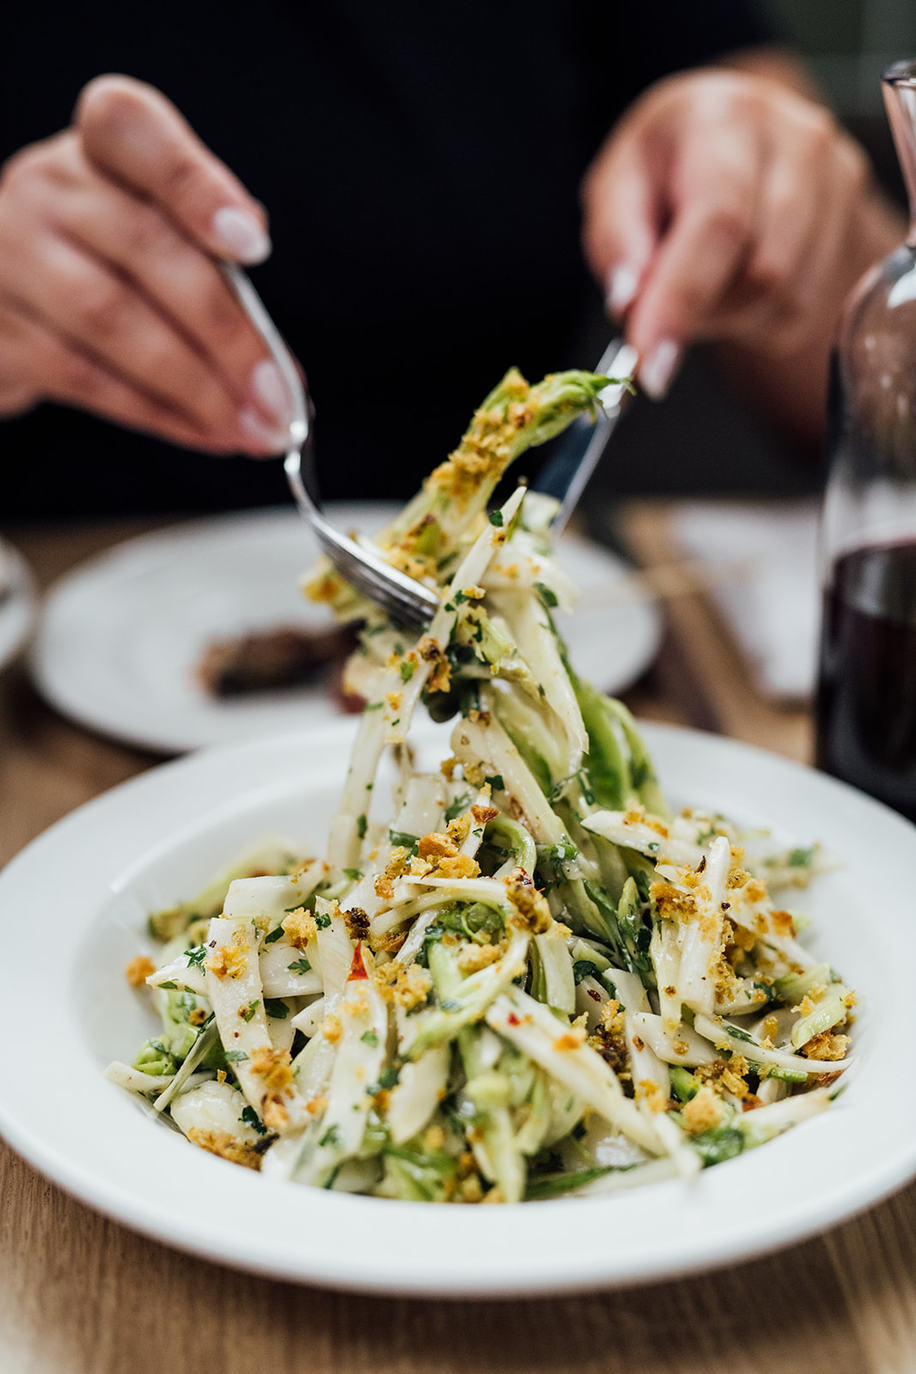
[[581, 130, 660, 319], [75, 74, 271, 265]]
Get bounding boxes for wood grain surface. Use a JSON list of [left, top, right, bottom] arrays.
[[1, 509, 914, 1374]]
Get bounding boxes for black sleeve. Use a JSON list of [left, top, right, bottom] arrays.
[[610, 0, 785, 110]]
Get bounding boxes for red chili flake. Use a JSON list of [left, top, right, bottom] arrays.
[[507, 1012, 520, 1026], [587, 989, 601, 1003], [347, 941, 368, 980]]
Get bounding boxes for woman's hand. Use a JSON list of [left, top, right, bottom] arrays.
[[0, 75, 292, 453], [582, 69, 887, 401]]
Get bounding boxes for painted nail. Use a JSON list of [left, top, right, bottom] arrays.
[[605, 263, 640, 318], [238, 405, 289, 454], [250, 359, 292, 428], [640, 339, 681, 400], [212, 206, 272, 265]]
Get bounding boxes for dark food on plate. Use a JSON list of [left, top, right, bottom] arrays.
[[196, 625, 357, 696]]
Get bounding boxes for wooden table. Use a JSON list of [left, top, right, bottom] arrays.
[[1, 508, 914, 1374]]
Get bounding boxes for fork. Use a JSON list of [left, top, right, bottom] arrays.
[[224, 264, 634, 629], [224, 264, 439, 630]]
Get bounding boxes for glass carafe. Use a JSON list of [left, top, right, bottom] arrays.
[[815, 60, 916, 820]]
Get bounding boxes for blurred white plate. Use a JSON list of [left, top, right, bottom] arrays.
[[0, 721, 913, 1295], [31, 505, 660, 754], [0, 539, 37, 672]]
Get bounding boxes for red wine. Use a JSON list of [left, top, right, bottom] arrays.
[[816, 540, 916, 821]]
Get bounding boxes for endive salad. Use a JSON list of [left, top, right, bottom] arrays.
[[110, 367, 854, 1201]]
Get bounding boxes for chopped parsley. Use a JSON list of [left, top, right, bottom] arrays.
[[368, 1066, 400, 1093], [184, 945, 207, 968], [343, 867, 363, 881], [319, 1124, 342, 1149], [239, 1001, 259, 1022], [240, 1106, 267, 1135], [787, 846, 816, 868], [315, 912, 332, 930], [223, 1050, 249, 1063], [388, 829, 420, 856], [288, 957, 312, 975], [488, 509, 504, 527], [264, 925, 284, 944], [535, 581, 558, 608], [357, 814, 367, 839], [573, 960, 604, 985], [264, 998, 290, 1019], [399, 660, 416, 683], [364, 700, 384, 712], [360, 1029, 379, 1047], [484, 774, 505, 792], [444, 792, 470, 822]]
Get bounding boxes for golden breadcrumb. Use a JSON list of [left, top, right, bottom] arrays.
[[682, 1085, 726, 1135], [802, 1030, 849, 1061], [187, 1128, 262, 1170], [250, 1046, 294, 1094], [262, 1097, 289, 1132], [446, 814, 473, 845], [344, 907, 370, 940], [432, 854, 480, 880], [417, 830, 459, 860], [281, 906, 318, 949], [374, 848, 411, 900], [503, 869, 551, 932], [636, 1080, 667, 1113], [205, 927, 248, 980], [418, 636, 451, 694], [374, 962, 432, 1010], [126, 955, 155, 987], [458, 942, 505, 974]]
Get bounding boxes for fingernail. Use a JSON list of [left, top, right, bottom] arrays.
[[640, 339, 681, 400], [250, 359, 292, 428], [238, 405, 289, 454], [212, 206, 272, 265], [605, 263, 639, 318]]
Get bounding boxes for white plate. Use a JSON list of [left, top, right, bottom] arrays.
[[0, 539, 37, 672], [0, 721, 913, 1297], [31, 505, 661, 754]]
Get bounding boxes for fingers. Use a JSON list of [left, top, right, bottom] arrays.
[[0, 129, 292, 454], [626, 113, 763, 396], [0, 301, 236, 452], [75, 74, 271, 264], [41, 144, 290, 430], [702, 106, 860, 355], [581, 123, 661, 317], [583, 70, 880, 400]]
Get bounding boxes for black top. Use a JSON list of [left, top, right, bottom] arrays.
[[1, 1, 777, 518]]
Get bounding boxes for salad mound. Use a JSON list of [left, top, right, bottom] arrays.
[[109, 368, 854, 1202]]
